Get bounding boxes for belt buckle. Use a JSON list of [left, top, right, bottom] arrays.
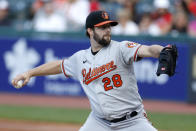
[[126, 112, 131, 119]]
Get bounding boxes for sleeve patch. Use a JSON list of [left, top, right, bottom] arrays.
[[126, 42, 138, 48]]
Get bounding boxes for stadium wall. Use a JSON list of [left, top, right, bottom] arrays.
[[0, 34, 194, 102]]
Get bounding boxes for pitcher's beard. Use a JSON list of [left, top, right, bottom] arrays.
[[93, 32, 111, 47]]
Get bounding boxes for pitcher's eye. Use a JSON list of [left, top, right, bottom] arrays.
[[98, 24, 111, 30]]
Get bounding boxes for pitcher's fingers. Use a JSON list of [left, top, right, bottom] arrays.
[[12, 79, 19, 86], [23, 78, 30, 86], [12, 79, 16, 86], [13, 78, 20, 85]]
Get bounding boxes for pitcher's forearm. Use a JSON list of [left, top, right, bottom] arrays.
[[148, 45, 164, 58], [138, 45, 164, 58], [28, 60, 62, 77]]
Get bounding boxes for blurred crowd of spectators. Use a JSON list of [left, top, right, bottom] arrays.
[[0, 0, 196, 37]]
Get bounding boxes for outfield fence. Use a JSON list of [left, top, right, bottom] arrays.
[[0, 31, 195, 102]]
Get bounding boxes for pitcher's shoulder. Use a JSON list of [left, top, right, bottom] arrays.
[[111, 40, 136, 45], [72, 48, 89, 58], [110, 40, 123, 47]]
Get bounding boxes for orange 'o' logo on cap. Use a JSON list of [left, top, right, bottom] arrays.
[[102, 11, 109, 19]]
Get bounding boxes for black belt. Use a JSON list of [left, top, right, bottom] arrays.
[[109, 111, 138, 123]]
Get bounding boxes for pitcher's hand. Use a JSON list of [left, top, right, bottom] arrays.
[[12, 72, 31, 88]]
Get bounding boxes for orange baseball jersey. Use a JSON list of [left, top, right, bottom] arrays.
[[61, 40, 143, 120]]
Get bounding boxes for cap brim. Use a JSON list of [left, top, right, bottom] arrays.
[[94, 21, 118, 27]]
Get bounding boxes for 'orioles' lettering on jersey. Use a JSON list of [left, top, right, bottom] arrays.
[[82, 60, 117, 85]]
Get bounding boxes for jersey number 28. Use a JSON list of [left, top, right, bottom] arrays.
[[102, 74, 123, 91]]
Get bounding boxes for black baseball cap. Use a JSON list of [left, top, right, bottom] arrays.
[[85, 10, 118, 29]]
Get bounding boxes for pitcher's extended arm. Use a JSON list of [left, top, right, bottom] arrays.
[[12, 60, 62, 87]]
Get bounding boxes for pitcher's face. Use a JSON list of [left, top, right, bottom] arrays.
[[93, 24, 111, 47]]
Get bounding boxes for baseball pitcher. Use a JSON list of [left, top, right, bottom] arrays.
[[12, 10, 178, 131]]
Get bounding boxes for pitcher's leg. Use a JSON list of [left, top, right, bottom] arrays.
[[117, 117, 158, 131], [79, 112, 110, 131], [132, 118, 158, 131]]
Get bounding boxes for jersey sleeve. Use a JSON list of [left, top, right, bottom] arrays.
[[119, 41, 142, 65], [61, 52, 79, 79]]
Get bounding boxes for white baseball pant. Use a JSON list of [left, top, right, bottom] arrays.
[[79, 112, 158, 131]]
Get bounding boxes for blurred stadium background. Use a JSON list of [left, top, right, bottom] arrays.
[[0, 0, 196, 131]]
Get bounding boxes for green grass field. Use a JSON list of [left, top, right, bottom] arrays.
[[0, 105, 195, 131]]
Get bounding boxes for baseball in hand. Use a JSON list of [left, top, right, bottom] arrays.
[[15, 80, 23, 89]]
